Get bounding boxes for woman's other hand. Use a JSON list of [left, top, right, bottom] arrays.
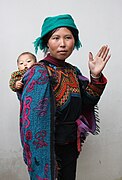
[[88, 45, 111, 78]]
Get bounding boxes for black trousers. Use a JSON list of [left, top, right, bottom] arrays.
[[55, 141, 79, 180]]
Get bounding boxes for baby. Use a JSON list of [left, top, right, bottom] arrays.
[[9, 52, 37, 92]]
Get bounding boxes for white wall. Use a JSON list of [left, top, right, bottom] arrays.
[[0, 0, 122, 179]]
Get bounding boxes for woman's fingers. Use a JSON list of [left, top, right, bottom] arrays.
[[102, 47, 110, 60], [89, 52, 93, 61], [96, 46, 104, 57], [97, 45, 109, 58], [104, 54, 111, 63]]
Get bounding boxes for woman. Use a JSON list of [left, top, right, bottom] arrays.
[[19, 14, 111, 180]]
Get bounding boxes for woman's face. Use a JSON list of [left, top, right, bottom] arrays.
[[47, 27, 75, 60]]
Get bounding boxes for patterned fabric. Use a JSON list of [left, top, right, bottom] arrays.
[[87, 75, 107, 96], [19, 60, 107, 179], [20, 63, 55, 179], [46, 64, 80, 107], [9, 68, 27, 92]]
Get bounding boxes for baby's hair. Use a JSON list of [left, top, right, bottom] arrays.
[[17, 52, 37, 63]]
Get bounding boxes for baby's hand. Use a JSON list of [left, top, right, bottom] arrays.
[[15, 80, 23, 90]]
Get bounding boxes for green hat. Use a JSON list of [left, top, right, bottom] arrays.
[[34, 14, 82, 53]]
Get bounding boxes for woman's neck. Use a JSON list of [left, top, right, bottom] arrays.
[[44, 53, 65, 67]]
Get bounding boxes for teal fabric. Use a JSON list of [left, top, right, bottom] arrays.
[[34, 14, 82, 53], [20, 63, 56, 179]]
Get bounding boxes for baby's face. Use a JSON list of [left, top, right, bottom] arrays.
[[18, 54, 35, 70]]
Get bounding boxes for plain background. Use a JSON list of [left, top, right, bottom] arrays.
[[0, 0, 122, 180]]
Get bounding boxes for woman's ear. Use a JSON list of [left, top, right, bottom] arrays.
[[47, 43, 49, 48]]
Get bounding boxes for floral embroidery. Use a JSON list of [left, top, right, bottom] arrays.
[[33, 130, 48, 149]]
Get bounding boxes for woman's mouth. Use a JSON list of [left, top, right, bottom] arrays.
[[58, 50, 67, 54]]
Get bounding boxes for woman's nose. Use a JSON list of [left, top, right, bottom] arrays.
[[60, 38, 65, 47]]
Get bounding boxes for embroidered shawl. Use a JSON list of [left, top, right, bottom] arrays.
[[19, 61, 106, 179]]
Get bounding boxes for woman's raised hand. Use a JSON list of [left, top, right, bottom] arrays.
[[88, 45, 111, 77]]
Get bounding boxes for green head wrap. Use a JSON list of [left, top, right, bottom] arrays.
[[34, 14, 82, 54]]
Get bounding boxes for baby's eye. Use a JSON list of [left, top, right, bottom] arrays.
[[20, 62, 23, 65], [27, 60, 31, 63]]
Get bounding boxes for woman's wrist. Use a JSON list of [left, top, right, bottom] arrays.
[[90, 73, 101, 79]]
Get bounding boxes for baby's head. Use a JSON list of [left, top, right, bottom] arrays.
[[17, 52, 37, 70]]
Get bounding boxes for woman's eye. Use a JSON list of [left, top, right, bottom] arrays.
[[52, 36, 59, 40], [65, 36, 72, 39]]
